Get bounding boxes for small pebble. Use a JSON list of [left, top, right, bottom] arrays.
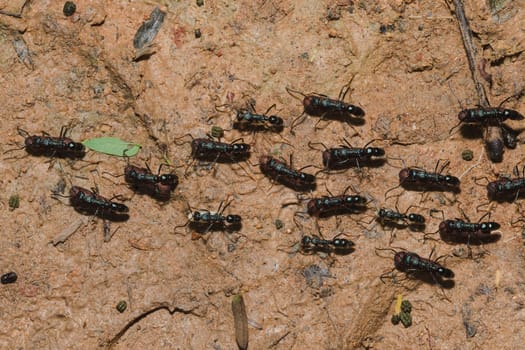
[[116, 300, 127, 313], [274, 219, 284, 230], [63, 1, 77, 17], [196, 0, 204, 6], [195, 29, 202, 38], [1, 272, 18, 284], [461, 149, 474, 161]]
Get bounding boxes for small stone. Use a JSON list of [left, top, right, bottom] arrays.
[[274, 219, 284, 230], [195, 28, 202, 38], [196, 0, 204, 6], [63, 2, 76, 17]]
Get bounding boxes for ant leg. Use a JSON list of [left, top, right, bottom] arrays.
[[290, 112, 306, 135], [174, 133, 195, 145], [263, 104, 277, 115], [307, 141, 328, 151], [313, 115, 330, 132]]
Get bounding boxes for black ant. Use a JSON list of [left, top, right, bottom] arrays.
[[385, 160, 460, 199], [308, 138, 385, 170], [486, 165, 525, 202], [176, 134, 251, 163], [305, 188, 368, 219], [376, 247, 454, 294], [259, 155, 316, 191], [124, 163, 178, 200], [67, 186, 129, 221], [373, 206, 426, 243], [286, 80, 365, 134], [174, 199, 242, 235], [438, 219, 500, 245], [426, 209, 500, 258], [234, 104, 284, 132], [5, 126, 85, 159], [301, 235, 354, 255]]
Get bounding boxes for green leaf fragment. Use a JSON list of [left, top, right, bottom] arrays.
[[82, 137, 141, 157]]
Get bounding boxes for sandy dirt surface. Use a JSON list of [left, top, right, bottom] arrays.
[[1, 0, 525, 349]]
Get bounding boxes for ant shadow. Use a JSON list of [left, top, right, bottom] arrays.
[[439, 232, 501, 245], [459, 124, 483, 139], [400, 182, 461, 194], [316, 205, 367, 219], [189, 221, 242, 235], [72, 207, 130, 222], [301, 244, 355, 256], [233, 121, 284, 134], [410, 271, 456, 289], [325, 157, 386, 171]]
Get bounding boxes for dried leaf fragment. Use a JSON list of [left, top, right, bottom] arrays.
[[232, 294, 248, 350]]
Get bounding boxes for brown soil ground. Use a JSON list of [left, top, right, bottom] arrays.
[[1, 0, 525, 349]]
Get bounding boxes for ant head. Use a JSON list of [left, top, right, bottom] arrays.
[[445, 175, 460, 186], [348, 105, 365, 117], [233, 143, 250, 152], [111, 203, 129, 213], [192, 211, 202, 221], [408, 213, 425, 223], [300, 173, 316, 184], [345, 195, 366, 205], [68, 142, 85, 152], [160, 174, 177, 184], [481, 222, 500, 231], [437, 267, 454, 278], [365, 147, 385, 157], [226, 215, 241, 224], [268, 116, 283, 125], [333, 238, 354, 248]]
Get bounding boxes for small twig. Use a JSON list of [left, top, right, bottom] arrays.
[[268, 331, 291, 348], [51, 217, 88, 245], [449, 0, 489, 107]]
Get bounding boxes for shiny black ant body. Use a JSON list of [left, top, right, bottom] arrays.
[[438, 219, 500, 244], [5, 126, 85, 159], [124, 164, 178, 200], [69, 186, 129, 218], [458, 107, 523, 125], [175, 199, 241, 234], [234, 103, 284, 132], [301, 235, 354, 254], [377, 248, 454, 290], [306, 194, 367, 218], [308, 139, 385, 170], [482, 165, 525, 201], [386, 160, 460, 199], [259, 155, 316, 191], [286, 82, 365, 134]]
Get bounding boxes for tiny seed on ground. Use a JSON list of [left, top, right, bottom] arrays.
[[1, 272, 17, 284], [116, 300, 127, 313]]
